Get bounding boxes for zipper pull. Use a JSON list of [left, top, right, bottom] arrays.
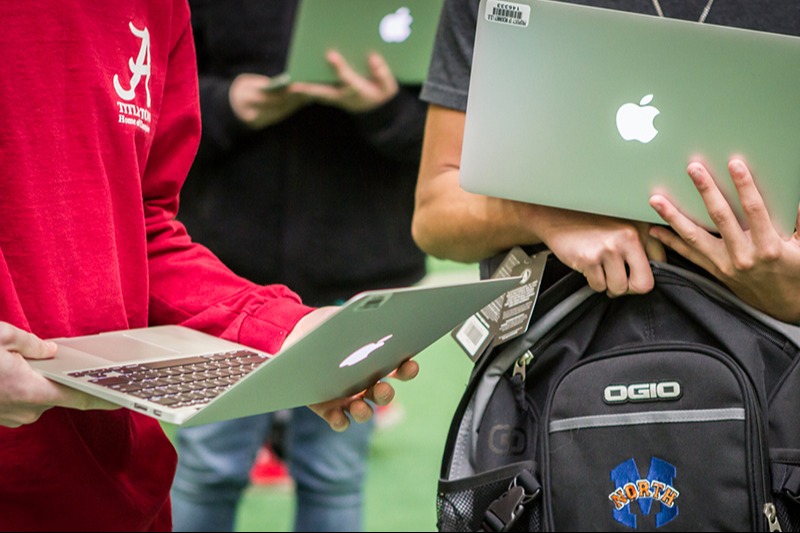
[[512, 350, 534, 382], [764, 502, 783, 532]]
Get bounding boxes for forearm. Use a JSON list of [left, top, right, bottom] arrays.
[[412, 167, 544, 263]]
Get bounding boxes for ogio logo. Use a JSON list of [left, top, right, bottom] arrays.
[[603, 381, 681, 404], [609, 457, 680, 528], [488, 424, 527, 455]]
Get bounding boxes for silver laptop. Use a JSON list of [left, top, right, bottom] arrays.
[[460, 0, 800, 235], [268, 0, 443, 89], [30, 276, 519, 427]]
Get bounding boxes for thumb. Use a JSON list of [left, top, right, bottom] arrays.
[[0, 323, 57, 360]]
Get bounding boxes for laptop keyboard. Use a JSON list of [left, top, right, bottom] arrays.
[[67, 350, 268, 409]]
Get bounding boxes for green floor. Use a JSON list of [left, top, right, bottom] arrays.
[[168, 258, 480, 532]]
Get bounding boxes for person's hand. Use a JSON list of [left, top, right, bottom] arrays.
[[288, 50, 399, 113], [282, 307, 419, 432], [0, 322, 118, 428], [228, 73, 311, 129], [535, 207, 667, 297], [308, 359, 419, 432], [649, 159, 800, 324]]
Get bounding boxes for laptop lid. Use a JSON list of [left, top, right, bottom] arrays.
[[279, 0, 443, 86], [460, 0, 800, 235], [31, 276, 520, 427]]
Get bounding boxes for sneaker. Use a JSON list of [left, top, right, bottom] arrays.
[[249, 444, 291, 486], [375, 402, 406, 431]]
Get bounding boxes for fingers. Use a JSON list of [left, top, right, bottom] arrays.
[[579, 236, 654, 297], [648, 160, 781, 277], [384, 359, 419, 382], [685, 162, 750, 252], [0, 322, 56, 360], [308, 401, 353, 433], [326, 50, 366, 92], [581, 263, 608, 293], [727, 159, 781, 244], [366, 52, 398, 95], [48, 384, 120, 412], [308, 395, 376, 433], [308, 361, 417, 432], [362, 380, 395, 406], [287, 81, 340, 104]]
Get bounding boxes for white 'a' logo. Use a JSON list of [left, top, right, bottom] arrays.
[[114, 22, 151, 107]]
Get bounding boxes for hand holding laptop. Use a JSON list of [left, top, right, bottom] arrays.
[[0, 322, 117, 428], [229, 72, 311, 129], [288, 50, 399, 113], [650, 158, 800, 324], [283, 305, 419, 432], [281, 305, 421, 431], [532, 206, 667, 298], [308, 357, 419, 432]]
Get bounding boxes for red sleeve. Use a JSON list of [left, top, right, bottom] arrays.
[[143, 15, 313, 355]]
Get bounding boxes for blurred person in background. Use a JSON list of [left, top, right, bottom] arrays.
[[171, 1, 428, 531]]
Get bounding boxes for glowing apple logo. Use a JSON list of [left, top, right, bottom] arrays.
[[615, 94, 660, 143], [339, 335, 393, 368], [379, 7, 413, 43]]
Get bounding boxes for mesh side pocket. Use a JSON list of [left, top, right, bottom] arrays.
[[437, 462, 541, 532]]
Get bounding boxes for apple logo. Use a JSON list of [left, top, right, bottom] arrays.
[[615, 94, 660, 143], [339, 334, 393, 368], [379, 7, 413, 43]]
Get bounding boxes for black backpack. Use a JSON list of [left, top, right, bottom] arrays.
[[437, 261, 800, 532]]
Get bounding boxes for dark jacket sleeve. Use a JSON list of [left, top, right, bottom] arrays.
[[350, 86, 426, 165], [189, 0, 255, 165], [195, 76, 257, 162]]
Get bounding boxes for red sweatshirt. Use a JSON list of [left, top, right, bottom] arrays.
[[0, 1, 312, 530]]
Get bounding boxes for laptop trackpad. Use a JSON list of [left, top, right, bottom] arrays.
[[58, 336, 180, 363]]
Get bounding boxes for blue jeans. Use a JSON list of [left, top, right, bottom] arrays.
[[171, 407, 374, 532]]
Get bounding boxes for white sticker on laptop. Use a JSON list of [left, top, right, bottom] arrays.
[[485, 1, 531, 27]]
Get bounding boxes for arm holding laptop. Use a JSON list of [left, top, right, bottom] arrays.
[[413, 104, 666, 297], [416, 0, 800, 321], [0, 313, 418, 431], [415, 103, 800, 320], [413, 0, 665, 298], [226, 50, 403, 132]]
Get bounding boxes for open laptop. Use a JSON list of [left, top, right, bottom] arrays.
[[29, 276, 519, 427], [268, 0, 444, 89], [460, 0, 800, 235]]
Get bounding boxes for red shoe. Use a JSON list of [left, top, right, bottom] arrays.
[[375, 402, 405, 431], [249, 445, 291, 486]]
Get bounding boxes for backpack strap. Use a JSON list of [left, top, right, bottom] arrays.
[[466, 284, 597, 467], [653, 262, 800, 349], [771, 449, 800, 502]]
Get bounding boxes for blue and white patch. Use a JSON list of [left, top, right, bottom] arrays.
[[608, 457, 680, 528]]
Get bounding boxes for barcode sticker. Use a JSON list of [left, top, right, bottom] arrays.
[[454, 315, 491, 358], [485, 0, 531, 27]]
